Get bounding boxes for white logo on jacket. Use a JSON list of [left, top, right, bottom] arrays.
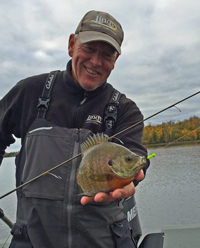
[[86, 115, 102, 125]]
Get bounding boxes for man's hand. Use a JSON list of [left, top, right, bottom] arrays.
[[80, 169, 144, 205]]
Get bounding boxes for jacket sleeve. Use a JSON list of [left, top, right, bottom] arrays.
[[0, 83, 25, 165], [0, 73, 47, 165], [114, 94, 150, 186]]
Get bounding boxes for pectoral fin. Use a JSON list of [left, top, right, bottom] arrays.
[[89, 173, 110, 182]]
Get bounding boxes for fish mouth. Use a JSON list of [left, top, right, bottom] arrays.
[[111, 159, 146, 178], [111, 167, 138, 178], [112, 169, 140, 178]]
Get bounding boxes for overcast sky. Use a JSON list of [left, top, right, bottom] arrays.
[[1, 0, 200, 151]]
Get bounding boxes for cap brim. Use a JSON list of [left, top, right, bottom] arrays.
[[77, 31, 121, 55]]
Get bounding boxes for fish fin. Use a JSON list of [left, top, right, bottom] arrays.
[[78, 190, 110, 197], [78, 185, 85, 194], [81, 133, 109, 154], [78, 192, 86, 196], [89, 173, 109, 182], [78, 192, 95, 196], [112, 137, 124, 145], [77, 190, 110, 197]]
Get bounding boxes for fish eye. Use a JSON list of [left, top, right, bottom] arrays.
[[108, 160, 113, 166], [126, 156, 132, 162]]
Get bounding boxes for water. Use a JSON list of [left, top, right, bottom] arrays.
[[0, 157, 16, 246], [0, 145, 200, 246], [135, 144, 200, 235]]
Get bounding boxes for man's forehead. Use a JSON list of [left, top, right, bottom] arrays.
[[83, 40, 117, 53]]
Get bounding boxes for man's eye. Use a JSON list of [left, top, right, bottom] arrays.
[[105, 53, 111, 58], [84, 46, 93, 52], [104, 53, 114, 60]]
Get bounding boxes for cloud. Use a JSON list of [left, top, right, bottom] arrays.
[[0, 0, 200, 127]]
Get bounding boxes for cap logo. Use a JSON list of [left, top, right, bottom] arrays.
[[92, 16, 117, 30]]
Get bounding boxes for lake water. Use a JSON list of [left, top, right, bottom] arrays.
[[0, 144, 200, 247], [136, 143, 200, 235]]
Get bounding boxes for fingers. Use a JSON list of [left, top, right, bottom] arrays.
[[80, 196, 95, 205], [80, 169, 144, 205], [112, 182, 135, 199], [81, 182, 136, 205], [94, 192, 114, 202], [135, 169, 144, 181], [81, 192, 113, 205]]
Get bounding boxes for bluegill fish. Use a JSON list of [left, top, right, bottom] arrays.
[[76, 133, 146, 196]]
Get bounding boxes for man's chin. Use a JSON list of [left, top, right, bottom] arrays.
[[80, 82, 102, 91]]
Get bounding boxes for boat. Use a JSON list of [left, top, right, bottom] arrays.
[[123, 195, 200, 248]]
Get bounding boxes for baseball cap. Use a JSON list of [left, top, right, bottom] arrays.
[[75, 10, 124, 54]]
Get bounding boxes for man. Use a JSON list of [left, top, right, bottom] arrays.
[[0, 10, 149, 248]]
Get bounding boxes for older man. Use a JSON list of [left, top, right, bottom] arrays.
[[0, 10, 149, 248]]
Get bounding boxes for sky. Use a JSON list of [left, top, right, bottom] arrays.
[[0, 0, 200, 152]]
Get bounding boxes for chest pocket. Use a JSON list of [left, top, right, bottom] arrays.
[[21, 119, 92, 200]]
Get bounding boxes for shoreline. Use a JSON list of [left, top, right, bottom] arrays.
[[4, 140, 200, 157], [145, 139, 200, 148]]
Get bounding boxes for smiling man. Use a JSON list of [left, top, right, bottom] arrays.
[[69, 38, 118, 91], [0, 10, 149, 248]]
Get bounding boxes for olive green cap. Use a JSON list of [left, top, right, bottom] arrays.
[[75, 10, 124, 54]]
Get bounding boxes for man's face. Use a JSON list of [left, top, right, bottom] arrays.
[[68, 34, 119, 91]]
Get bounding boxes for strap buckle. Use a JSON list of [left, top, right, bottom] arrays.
[[37, 97, 50, 110], [104, 102, 119, 129]]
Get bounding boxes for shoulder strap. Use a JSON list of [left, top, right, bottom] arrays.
[[104, 89, 121, 136], [37, 70, 59, 118]]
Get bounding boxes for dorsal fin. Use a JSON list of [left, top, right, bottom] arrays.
[[81, 133, 109, 154]]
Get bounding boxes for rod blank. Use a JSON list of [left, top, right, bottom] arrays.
[[0, 208, 13, 229]]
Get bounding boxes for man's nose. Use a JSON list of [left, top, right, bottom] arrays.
[[90, 52, 102, 66]]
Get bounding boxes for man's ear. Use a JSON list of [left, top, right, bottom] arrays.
[[68, 34, 76, 57], [115, 53, 119, 62]]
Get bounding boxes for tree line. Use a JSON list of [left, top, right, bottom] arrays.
[[142, 116, 200, 145], [3, 151, 19, 158], [3, 116, 200, 157]]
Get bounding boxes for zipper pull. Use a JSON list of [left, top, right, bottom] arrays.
[[80, 91, 88, 105], [80, 97, 87, 105]]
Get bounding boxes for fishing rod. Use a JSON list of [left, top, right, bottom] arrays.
[[0, 208, 13, 229], [1, 126, 199, 232], [0, 90, 199, 200], [110, 90, 200, 140]]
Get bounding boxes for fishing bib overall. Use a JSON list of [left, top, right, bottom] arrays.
[[9, 72, 136, 248]]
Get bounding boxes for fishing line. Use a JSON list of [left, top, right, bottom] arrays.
[[2, 233, 12, 248], [0, 153, 81, 200], [174, 105, 181, 112], [109, 90, 200, 140], [143, 126, 200, 161], [160, 126, 200, 149], [0, 90, 199, 200]]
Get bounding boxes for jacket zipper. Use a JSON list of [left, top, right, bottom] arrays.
[[67, 129, 80, 248], [80, 91, 88, 105], [73, 91, 88, 127]]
